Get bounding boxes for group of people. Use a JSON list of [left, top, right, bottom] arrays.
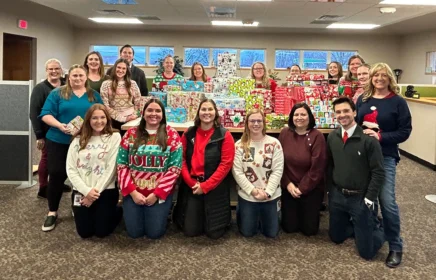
[[29, 46, 411, 268]]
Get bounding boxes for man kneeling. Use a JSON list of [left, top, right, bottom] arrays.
[[327, 97, 385, 260]]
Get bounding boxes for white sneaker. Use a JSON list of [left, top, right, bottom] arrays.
[[425, 195, 436, 204]]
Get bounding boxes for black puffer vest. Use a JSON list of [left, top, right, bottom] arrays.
[[173, 126, 232, 232]]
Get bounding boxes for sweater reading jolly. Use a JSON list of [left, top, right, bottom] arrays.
[[117, 126, 182, 200]]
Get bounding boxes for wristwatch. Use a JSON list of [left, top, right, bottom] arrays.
[[266, 193, 271, 199]]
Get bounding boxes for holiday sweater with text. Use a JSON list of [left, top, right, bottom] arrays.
[[66, 133, 121, 197], [100, 80, 141, 123], [117, 126, 182, 200], [232, 135, 284, 202], [152, 72, 184, 91]]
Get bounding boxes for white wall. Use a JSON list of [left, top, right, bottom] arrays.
[[73, 29, 401, 80], [399, 31, 436, 84], [0, 1, 74, 82]]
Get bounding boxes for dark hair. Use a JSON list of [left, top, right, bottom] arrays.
[[289, 64, 301, 73], [133, 99, 167, 152], [327, 61, 344, 80], [83, 51, 105, 78], [120, 44, 134, 55], [345, 54, 365, 81], [194, 99, 221, 128], [189, 62, 207, 82], [109, 58, 132, 101], [332, 96, 356, 112], [288, 103, 316, 131]]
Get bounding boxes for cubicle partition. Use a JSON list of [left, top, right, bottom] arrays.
[[0, 80, 36, 188]]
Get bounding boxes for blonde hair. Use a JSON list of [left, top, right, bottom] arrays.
[[60, 64, 95, 102], [362, 62, 400, 102], [45, 58, 64, 77], [240, 109, 266, 159], [251, 62, 271, 89]]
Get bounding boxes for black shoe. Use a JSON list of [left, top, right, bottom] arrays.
[[63, 184, 72, 192], [37, 187, 47, 199], [386, 251, 402, 268], [320, 202, 327, 211], [42, 215, 57, 232]]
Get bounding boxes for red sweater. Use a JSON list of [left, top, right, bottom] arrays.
[[255, 78, 277, 92], [278, 128, 327, 194], [181, 127, 235, 194]]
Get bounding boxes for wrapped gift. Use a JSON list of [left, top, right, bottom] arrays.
[[150, 92, 167, 107], [67, 116, 84, 135], [246, 94, 264, 111], [167, 91, 204, 121], [204, 82, 213, 93], [181, 81, 204, 92], [250, 89, 274, 114], [212, 77, 231, 95], [214, 97, 245, 110], [327, 84, 339, 99], [266, 114, 288, 130], [305, 88, 338, 129], [166, 107, 187, 123], [274, 87, 293, 115], [163, 85, 182, 92], [168, 79, 182, 86], [216, 53, 237, 78], [229, 78, 255, 97], [167, 91, 189, 108], [221, 109, 246, 128]]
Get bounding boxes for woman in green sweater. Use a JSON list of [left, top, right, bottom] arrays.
[[83, 51, 109, 93]]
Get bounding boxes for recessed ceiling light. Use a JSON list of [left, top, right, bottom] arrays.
[[89, 17, 143, 24], [379, 0, 436, 5], [211, 20, 259, 26], [326, 23, 380, 29]]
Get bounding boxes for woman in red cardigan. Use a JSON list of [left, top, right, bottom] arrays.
[[173, 99, 235, 239], [251, 62, 277, 92]]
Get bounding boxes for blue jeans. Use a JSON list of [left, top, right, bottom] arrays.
[[329, 188, 385, 260], [379, 156, 403, 252], [237, 196, 279, 238], [123, 193, 173, 239]]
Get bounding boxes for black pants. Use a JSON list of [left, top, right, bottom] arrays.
[[177, 187, 227, 239], [71, 189, 122, 238], [111, 119, 126, 137], [281, 187, 323, 236], [46, 139, 69, 212]]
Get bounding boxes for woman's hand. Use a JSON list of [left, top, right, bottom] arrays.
[[253, 189, 268, 200], [192, 183, 204, 195], [145, 193, 158, 206], [57, 123, 70, 134], [287, 182, 302, 199], [363, 129, 380, 140], [131, 190, 146, 205], [126, 115, 138, 122], [80, 197, 93, 207], [86, 188, 100, 202]]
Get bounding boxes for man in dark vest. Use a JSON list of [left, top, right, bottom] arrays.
[[106, 44, 149, 96]]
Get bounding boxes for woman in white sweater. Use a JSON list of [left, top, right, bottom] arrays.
[[67, 104, 122, 238], [232, 109, 284, 238]]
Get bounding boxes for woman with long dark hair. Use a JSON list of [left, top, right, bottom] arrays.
[[117, 99, 182, 239], [40, 64, 103, 232], [67, 104, 122, 238], [356, 62, 412, 268], [173, 99, 235, 239], [327, 61, 343, 85], [338, 55, 365, 100], [100, 58, 141, 135], [189, 62, 210, 82], [278, 103, 327, 236]]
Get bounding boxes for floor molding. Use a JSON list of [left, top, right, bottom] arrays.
[[399, 149, 436, 171]]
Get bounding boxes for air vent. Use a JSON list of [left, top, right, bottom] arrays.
[[207, 7, 236, 18], [316, 15, 345, 21], [136, 16, 161, 21], [310, 20, 338, 25], [101, 0, 137, 4], [96, 9, 126, 15]]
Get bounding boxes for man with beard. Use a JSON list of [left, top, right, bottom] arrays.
[[326, 96, 385, 261]]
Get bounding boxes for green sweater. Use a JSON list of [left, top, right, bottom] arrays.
[[326, 125, 384, 201]]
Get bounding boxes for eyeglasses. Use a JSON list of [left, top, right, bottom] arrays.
[[47, 68, 60, 72], [253, 68, 264, 71], [249, 119, 263, 124]]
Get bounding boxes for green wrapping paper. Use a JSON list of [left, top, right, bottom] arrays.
[[245, 94, 264, 111], [266, 114, 289, 129], [229, 78, 255, 97]]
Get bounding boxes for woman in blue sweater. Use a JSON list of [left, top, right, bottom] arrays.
[[356, 62, 412, 268], [40, 64, 103, 232]]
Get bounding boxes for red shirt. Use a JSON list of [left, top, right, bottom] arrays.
[[255, 78, 277, 92], [181, 127, 235, 194]]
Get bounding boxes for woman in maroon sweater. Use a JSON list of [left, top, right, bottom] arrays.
[[173, 99, 235, 239], [278, 103, 327, 236]]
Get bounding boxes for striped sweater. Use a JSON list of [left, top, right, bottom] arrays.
[[116, 126, 182, 200]]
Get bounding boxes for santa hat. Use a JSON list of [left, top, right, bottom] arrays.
[[362, 106, 379, 130]]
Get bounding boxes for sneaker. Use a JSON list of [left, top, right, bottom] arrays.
[[63, 184, 72, 193], [42, 215, 57, 232], [37, 187, 47, 199]]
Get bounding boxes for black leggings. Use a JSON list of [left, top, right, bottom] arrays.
[[46, 139, 69, 212], [71, 189, 122, 238]]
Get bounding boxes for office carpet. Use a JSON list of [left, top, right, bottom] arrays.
[[0, 157, 435, 280]]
